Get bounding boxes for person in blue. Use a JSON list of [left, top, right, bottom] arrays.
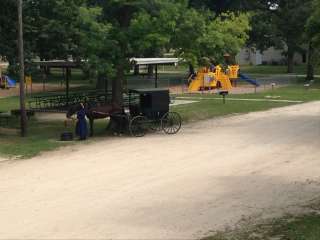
[[75, 103, 88, 140]]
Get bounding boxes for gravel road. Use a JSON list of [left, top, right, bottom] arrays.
[[1, 102, 320, 239]]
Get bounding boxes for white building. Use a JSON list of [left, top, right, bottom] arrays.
[[236, 47, 306, 65]]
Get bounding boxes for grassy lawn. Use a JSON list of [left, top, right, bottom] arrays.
[[164, 63, 319, 77], [0, 96, 20, 112], [241, 64, 320, 75], [0, 113, 110, 159], [1, 83, 320, 159], [2, 101, 287, 159], [204, 213, 320, 240], [0, 118, 68, 159], [172, 84, 320, 122], [179, 84, 320, 102], [172, 98, 291, 122]]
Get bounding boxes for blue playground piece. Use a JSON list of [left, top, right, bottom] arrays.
[[239, 73, 260, 87], [6, 76, 16, 88]]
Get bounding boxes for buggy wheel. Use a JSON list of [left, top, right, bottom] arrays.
[[161, 112, 182, 134], [129, 116, 148, 137]]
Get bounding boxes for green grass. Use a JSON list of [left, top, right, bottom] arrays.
[[177, 84, 320, 102], [2, 84, 320, 158], [236, 84, 320, 101], [0, 95, 112, 159], [0, 115, 110, 159], [204, 213, 320, 240], [283, 215, 320, 240], [0, 118, 66, 159], [172, 98, 291, 122], [0, 96, 20, 112], [241, 64, 320, 75]]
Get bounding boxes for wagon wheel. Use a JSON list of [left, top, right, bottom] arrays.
[[129, 115, 148, 137], [161, 112, 182, 134]]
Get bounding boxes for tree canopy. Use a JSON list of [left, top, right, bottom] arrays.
[[247, 0, 313, 73]]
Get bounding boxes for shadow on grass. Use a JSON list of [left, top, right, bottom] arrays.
[[0, 115, 111, 159]]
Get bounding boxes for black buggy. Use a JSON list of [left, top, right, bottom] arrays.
[[125, 89, 182, 137]]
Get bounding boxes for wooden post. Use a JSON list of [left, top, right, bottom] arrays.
[[18, 0, 27, 137], [155, 64, 158, 88], [66, 67, 70, 106], [105, 76, 108, 104]]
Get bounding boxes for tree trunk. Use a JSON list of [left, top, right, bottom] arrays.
[[287, 48, 294, 73], [306, 42, 314, 81], [112, 62, 124, 106], [18, 0, 27, 137]]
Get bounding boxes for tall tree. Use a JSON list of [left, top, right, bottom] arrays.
[[28, 0, 85, 61], [248, 0, 312, 73], [18, 0, 27, 137], [97, 0, 148, 105], [305, 0, 320, 80], [172, 10, 250, 68], [0, 0, 85, 73], [77, 6, 116, 89], [0, 0, 19, 73], [273, 0, 312, 73], [189, 0, 253, 13], [88, 0, 190, 105]]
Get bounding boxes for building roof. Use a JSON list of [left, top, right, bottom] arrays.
[[130, 58, 180, 66]]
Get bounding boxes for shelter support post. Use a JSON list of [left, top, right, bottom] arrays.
[[105, 76, 108, 104], [155, 64, 158, 88], [66, 67, 70, 106]]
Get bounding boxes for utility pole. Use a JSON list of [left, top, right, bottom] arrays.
[[18, 0, 27, 136]]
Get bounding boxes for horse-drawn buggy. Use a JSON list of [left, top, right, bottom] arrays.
[[127, 89, 181, 137], [67, 88, 182, 137]]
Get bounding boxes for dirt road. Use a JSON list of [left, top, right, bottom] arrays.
[[1, 102, 320, 239]]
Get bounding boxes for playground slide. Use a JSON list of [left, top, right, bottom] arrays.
[[6, 76, 16, 88], [239, 73, 260, 87]]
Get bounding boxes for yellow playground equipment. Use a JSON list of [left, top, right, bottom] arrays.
[[0, 66, 16, 89], [188, 65, 240, 92]]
